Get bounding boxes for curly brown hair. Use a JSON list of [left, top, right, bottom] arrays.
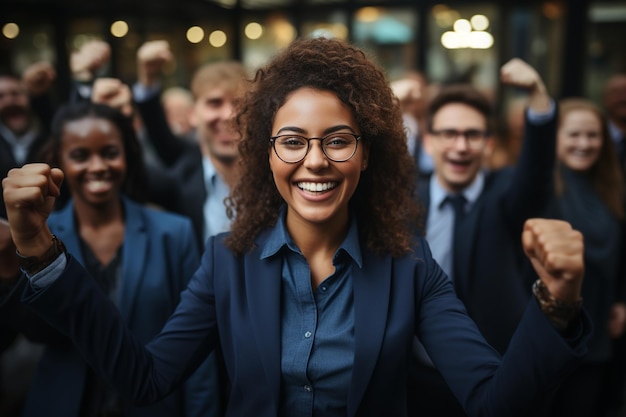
[[225, 37, 421, 256]]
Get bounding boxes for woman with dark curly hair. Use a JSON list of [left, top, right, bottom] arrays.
[[3, 37, 590, 417]]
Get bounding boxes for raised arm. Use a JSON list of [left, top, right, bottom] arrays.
[[134, 40, 189, 167], [500, 58, 551, 113], [2, 164, 63, 260], [70, 40, 111, 83], [3, 164, 217, 406], [499, 58, 557, 230], [68, 40, 112, 103]]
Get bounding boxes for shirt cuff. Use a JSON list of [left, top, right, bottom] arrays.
[[26, 253, 67, 290], [76, 83, 93, 100], [132, 82, 161, 102], [526, 99, 556, 124]]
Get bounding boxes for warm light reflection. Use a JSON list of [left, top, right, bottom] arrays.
[[470, 14, 489, 31], [441, 31, 461, 49], [330, 23, 348, 39], [245, 22, 263, 40], [469, 31, 494, 49], [110, 21, 129, 38], [209, 30, 227, 47], [186, 26, 205, 43], [442, 15, 494, 50], [271, 19, 296, 47], [453, 19, 471, 33], [2, 23, 19, 39], [355, 7, 381, 23]]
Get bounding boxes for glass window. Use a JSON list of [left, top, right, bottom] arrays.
[[426, 4, 498, 96], [352, 7, 417, 81], [241, 12, 297, 70], [2, 21, 56, 75], [302, 9, 349, 40], [585, 2, 626, 104]]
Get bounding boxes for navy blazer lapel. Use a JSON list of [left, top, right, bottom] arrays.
[[416, 177, 431, 237], [49, 202, 85, 265], [348, 250, 391, 417], [243, 239, 282, 410], [182, 158, 207, 249], [118, 198, 149, 320]]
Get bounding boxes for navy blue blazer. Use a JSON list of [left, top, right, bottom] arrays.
[[20, 226, 590, 417], [10, 198, 220, 417], [417, 111, 557, 354]]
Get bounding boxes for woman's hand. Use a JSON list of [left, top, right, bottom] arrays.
[[522, 218, 584, 303], [2, 164, 64, 258]]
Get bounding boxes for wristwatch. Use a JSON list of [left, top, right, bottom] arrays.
[[532, 279, 582, 330], [16, 235, 67, 276]]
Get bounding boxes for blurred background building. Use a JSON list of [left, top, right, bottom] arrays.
[[2, 0, 626, 114]]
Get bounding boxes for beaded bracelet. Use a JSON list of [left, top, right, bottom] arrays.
[[16, 235, 67, 276]]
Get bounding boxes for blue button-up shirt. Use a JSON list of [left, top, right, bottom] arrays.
[[202, 157, 231, 242], [261, 208, 362, 417]]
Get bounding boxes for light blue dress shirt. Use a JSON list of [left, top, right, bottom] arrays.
[[426, 172, 484, 280], [201, 157, 231, 242]]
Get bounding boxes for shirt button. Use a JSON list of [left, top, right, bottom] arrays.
[[320, 285, 327, 291], [304, 331, 312, 338], [304, 385, 312, 392]]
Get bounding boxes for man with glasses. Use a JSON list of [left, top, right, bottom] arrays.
[[409, 58, 557, 417]]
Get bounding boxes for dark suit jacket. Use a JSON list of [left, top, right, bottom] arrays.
[[0, 131, 49, 219], [3, 198, 219, 417], [19, 227, 590, 417], [136, 93, 208, 249], [0, 92, 56, 219], [418, 111, 557, 354]]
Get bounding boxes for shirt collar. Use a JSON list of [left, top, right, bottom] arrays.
[[430, 170, 485, 209], [260, 205, 363, 268], [0, 122, 38, 147]]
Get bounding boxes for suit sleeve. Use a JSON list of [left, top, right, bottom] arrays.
[[0, 275, 73, 346], [415, 239, 591, 417], [176, 222, 223, 417], [135, 93, 191, 167], [20, 237, 221, 406], [501, 107, 557, 233]]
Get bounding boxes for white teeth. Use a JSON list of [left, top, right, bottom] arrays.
[[297, 182, 337, 192], [85, 179, 111, 193]]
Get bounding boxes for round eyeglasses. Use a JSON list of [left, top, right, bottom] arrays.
[[430, 129, 489, 150], [269, 133, 361, 164]]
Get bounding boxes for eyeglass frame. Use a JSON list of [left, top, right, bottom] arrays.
[[429, 128, 490, 149], [269, 132, 361, 164]]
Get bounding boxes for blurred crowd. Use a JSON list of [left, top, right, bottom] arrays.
[[0, 36, 625, 417]]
